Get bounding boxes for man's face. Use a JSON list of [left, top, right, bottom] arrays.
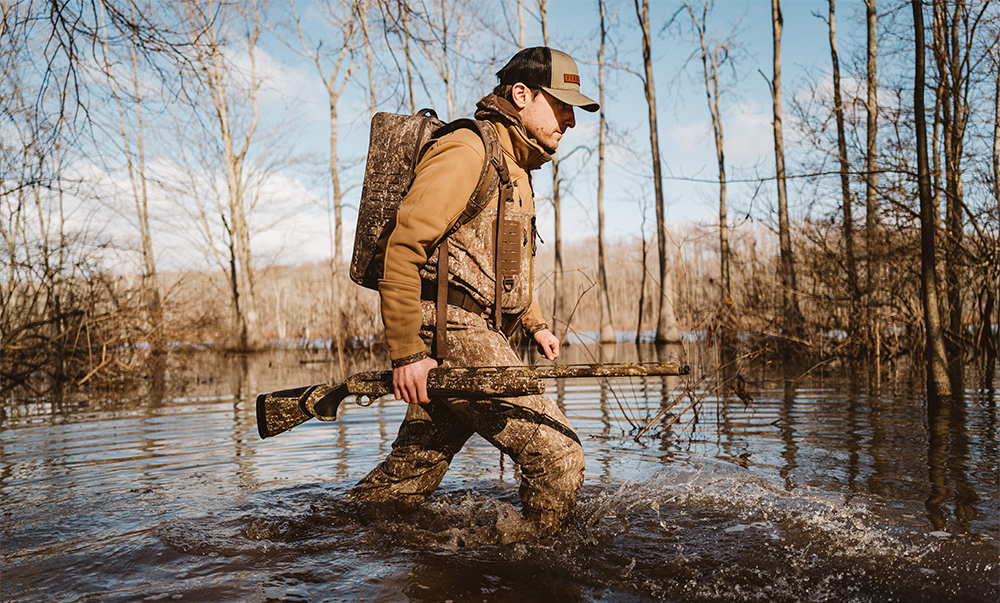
[[514, 85, 576, 154]]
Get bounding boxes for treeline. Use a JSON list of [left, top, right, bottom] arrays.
[[2, 0, 998, 399]]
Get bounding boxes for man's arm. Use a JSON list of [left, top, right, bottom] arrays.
[[378, 130, 487, 366]]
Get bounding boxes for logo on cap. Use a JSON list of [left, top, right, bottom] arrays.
[[564, 73, 580, 85]]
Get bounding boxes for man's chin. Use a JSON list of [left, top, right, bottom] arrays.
[[528, 134, 559, 155]]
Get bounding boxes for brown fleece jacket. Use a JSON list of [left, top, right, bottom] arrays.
[[377, 95, 551, 365]]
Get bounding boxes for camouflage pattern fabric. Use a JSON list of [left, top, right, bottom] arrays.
[[419, 203, 534, 316], [349, 301, 585, 529]]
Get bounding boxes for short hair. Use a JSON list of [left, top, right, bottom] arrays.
[[496, 48, 551, 87]]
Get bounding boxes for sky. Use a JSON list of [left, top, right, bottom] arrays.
[[77, 0, 888, 274], [247, 0, 867, 272]]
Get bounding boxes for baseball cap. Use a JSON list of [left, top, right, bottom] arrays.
[[496, 47, 599, 113]]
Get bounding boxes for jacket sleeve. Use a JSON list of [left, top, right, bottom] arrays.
[[519, 299, 548, 334], [378, 131, 487, 365]]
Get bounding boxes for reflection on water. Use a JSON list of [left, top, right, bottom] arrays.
[[1, 344, 997, 602]]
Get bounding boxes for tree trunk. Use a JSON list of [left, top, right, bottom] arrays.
[[294, 0, 359, 359], [597, 0, 614, 343], [101, 5, 164, 355], [552, 156, 566, 339], [690, 2, 730, 315], [635, 0, 679, 343], [864, 0, 879, 286], [770, 0, 803, 335], [328, 86, 346, 362], [941, 0, 967, 350], [827, 0, 858, 339], [188, 0, 263, 352], [409, 0, 469, 126], [401, 4, 416, 115], [864, 0, 880, 356], [636, 232, 649, 344], [360, 0, 376, 118], [912, 0, 952, 401], [994, 52, 999, 218], [991, 53, 999, 358], [130, 44, 162, 355], [517, 0, 525, 47]]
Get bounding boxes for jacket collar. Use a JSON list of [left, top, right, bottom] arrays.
[[475, 94, 551, 171]]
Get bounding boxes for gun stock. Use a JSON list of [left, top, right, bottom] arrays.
[[256, 382, 349, 439], [256, 362, 689, 439]]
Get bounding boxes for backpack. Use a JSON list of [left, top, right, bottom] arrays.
[[349, 109, 506, 290], [349, 109, 515, 358]]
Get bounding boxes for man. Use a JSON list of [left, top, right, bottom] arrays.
[[350, 47, 599, 533]]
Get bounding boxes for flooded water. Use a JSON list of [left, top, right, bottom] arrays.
[[1, 343, 997, 602]]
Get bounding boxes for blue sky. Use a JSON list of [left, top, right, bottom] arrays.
[[245, 0, 869, 270], [86, 0, 883, 273]]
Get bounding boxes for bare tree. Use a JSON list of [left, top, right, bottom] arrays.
[[825, 0, 859, 340], [291, 1, 360, 273], [406, 0, 479, 120], [97, 1, 164, 354], [290, 0, 361, 360], [178, 0, 268, 351], [400, 0, 417, 114], [994, 51, 1000, 210], [913, 0, 952, 400], [768, 0, 804, 335], [931, 0, 991, 352], [360, 0, 378, 117], [686, 0, 736, 324], [2, 0, 182, 388], [989, 46, 1000, 358], [862, 0, 882, 360], [518, 0, 526, 46], [863, 0, 880, 273], [994, 49, 999, 218], [596, 0, 615, 343], [634, 0, 679, 343]]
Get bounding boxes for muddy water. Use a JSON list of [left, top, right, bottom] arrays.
[[1, 344, 997, 602]]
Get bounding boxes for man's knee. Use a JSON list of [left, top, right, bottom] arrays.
[[516, 428, 585, 516], [348, 445, 452, 503]]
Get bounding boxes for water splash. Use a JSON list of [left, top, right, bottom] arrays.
[[571, 457, 937, 563]]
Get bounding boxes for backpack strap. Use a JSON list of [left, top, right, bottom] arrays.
[[425, 118, 505, 230], [425, 118, 511, 359]]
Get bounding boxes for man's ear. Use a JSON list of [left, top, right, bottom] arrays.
[[510, 82, 531, 110]]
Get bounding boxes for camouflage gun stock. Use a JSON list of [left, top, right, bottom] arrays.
[[255, 361, 690, 439]]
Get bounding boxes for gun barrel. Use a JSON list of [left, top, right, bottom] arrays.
[[531, 361, 689, 379]]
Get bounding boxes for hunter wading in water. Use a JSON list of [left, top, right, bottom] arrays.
[[349, 47, 599, 532]]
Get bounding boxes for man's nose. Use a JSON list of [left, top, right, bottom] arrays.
[[564, 107, 576, 129]]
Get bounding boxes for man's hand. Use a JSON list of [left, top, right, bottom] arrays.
[[393, 356, 439, 404], [533, 328, 560, 360]]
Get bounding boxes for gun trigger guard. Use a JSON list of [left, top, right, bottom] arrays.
[[357, 395, 375, 407]]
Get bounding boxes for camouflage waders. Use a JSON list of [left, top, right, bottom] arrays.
[[350, 302, 585, 528]]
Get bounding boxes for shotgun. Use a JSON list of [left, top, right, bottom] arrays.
[[255, 361, 690, 439]]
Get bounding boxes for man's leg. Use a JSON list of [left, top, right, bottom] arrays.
[[446, 392, 584, 528], [349, 397, 474, 503], [441, 309, 586, 528]]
